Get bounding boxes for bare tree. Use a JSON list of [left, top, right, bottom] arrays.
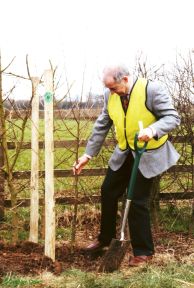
[[0, 54, 35, 241]]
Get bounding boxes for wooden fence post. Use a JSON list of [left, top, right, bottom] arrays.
[[44, 69, 55, 261], [29, 77, 40, 242]]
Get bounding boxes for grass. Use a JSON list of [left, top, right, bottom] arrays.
[[4, 117, 192, 207], [5, 117, 112, 199], [6, 118, 94, 142], [160, 174, 193, 193], [1, 263, 194, 287], [158, 202, 192, 234], [0, 203, 192, 242], [2, 115, 194, 287], [1, 274, 42, 287]]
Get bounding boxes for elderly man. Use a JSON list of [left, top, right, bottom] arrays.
[[73, 64, 180, 267]]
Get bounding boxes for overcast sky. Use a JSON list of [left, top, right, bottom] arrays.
[[0, 0, 193, 99]]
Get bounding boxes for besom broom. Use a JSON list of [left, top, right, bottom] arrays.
[[98, 132, 147, 273]]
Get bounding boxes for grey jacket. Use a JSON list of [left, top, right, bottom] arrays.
[[85, 79, 181, 178]]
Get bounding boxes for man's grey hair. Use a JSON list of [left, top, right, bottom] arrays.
[[103, 63, 131, 82]]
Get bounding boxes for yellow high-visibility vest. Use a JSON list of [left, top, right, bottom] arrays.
[[107, 78, 168, 150]]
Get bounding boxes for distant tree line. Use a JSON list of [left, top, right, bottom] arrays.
[[3, 93, 104, 110]]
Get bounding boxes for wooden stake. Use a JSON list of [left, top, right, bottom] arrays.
[[29, 77, 40, 243], [44, 69, 55, 261]]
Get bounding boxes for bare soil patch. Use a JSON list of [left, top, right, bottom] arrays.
[[0, 230, 193, 276]]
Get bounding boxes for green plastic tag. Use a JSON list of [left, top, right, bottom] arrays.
[[44, 92, 53, 103]]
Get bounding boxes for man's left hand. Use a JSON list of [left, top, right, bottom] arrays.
[[138, 128, 154, 142]]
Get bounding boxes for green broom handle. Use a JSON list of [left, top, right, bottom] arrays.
[[127, 133, 147, 200]]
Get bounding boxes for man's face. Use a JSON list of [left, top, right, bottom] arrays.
[[103, 75, 129, 96]]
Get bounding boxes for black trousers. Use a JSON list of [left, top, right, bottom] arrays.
[[98, 152, 155, 256]]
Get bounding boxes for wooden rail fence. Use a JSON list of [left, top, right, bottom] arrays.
[[0, 135, 193, 208]]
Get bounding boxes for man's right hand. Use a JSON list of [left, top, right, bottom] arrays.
[[72, 155, 90, 175]]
